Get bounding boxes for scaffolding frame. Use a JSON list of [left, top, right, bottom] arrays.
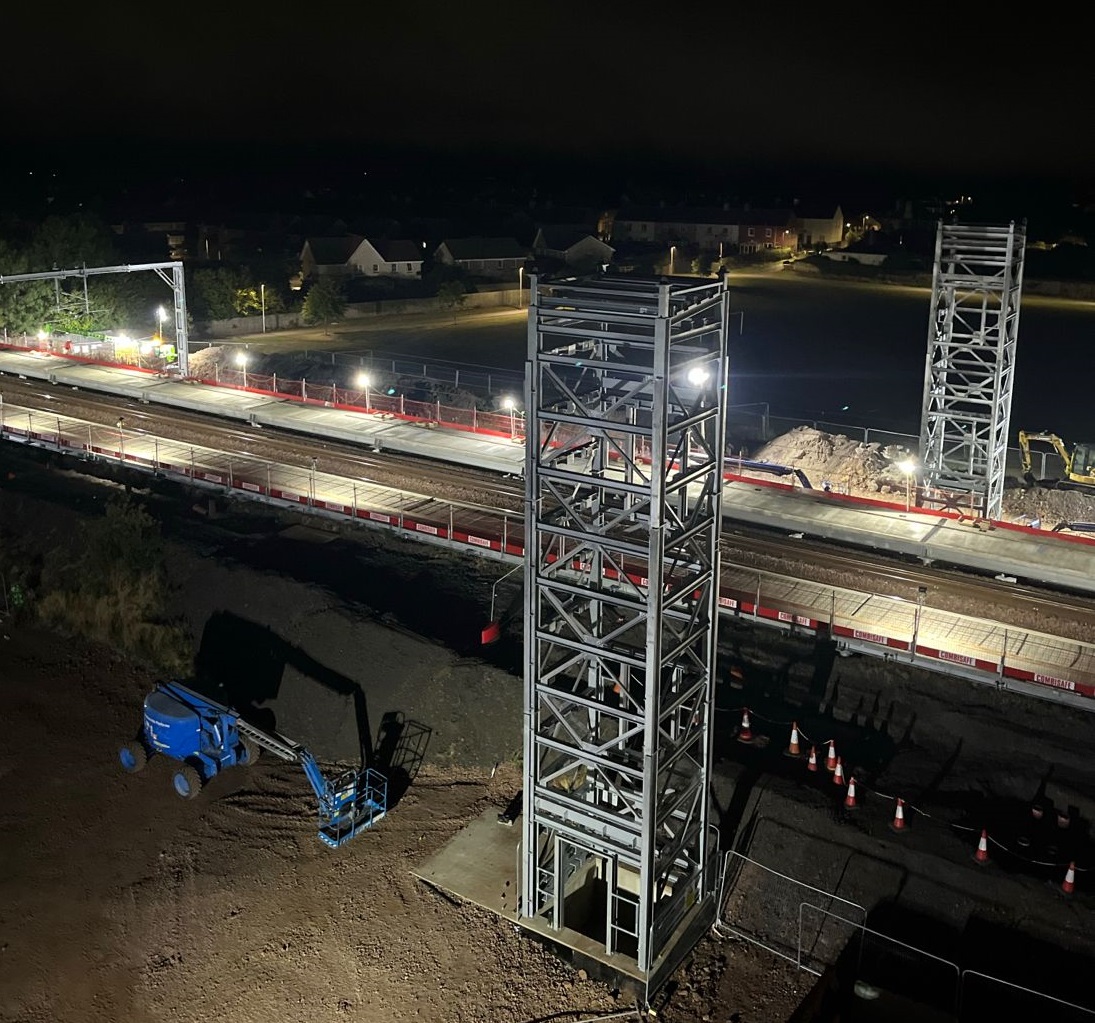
[[521, 275, 728, 992], [919, 221, 1026, 520]]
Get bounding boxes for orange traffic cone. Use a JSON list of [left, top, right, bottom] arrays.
[[737, 708, 753, 743], [1062, 862, 1076, 895], [832, 757, 846, 786], [824, 740, 838, 772], [786, 722, 802, 757], [806, 746, 818, 772], [973, 829, 990, 865], [844, 776, 859, 810], [890, 798, 907, 833]]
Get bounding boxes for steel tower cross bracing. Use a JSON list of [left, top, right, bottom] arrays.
[[918, 221, 1026, 520], [520, 275, 728, 992]]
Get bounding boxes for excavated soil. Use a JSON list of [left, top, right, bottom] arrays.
[[752, 425, 1095, 526], [4, 434, 1095, 1023]]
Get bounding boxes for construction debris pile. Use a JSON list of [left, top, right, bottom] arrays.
[[746, 426, 1095, 527]]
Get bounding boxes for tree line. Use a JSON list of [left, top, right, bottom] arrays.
[[0, 213, 304, 336]]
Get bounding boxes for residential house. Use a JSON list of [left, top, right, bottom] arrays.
[[792, 204, 845, 250], [607, 206, 798, 254], [532, 227, 615, 267], [433, 237, 528, 279], [300, 236, 363, 279], [348, 238, 425, 277]]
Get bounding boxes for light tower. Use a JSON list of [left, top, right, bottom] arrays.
[[520, 275, 729, 995]]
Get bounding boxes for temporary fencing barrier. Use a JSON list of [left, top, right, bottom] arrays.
[[715, 847, 867, 976], [4, 398, 1095, 707]]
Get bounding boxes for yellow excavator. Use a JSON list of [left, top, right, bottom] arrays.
[[1018, 431, 1095, 492]]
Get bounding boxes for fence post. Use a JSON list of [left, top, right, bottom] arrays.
[[302, 378, 307, 401]]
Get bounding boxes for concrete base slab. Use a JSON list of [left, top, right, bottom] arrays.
[[411, 806, 717, 996]]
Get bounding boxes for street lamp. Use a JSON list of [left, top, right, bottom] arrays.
[[670, 245, 677, 275], [235, 350, 249, 389], [518, 266, 524, 308], [260, 283, 267, 334], [155, 306, 167, 341], [897, 458, 917, 512], [502, 396, 517, 440], [356, 371, 371, 410]]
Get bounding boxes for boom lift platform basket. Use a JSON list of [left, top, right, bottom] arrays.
[[119, 681, 386, 848]]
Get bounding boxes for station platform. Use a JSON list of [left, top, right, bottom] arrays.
[[3, 345, 1094, 598]]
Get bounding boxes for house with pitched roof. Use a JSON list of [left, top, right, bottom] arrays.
[[300, 236, 363, 279], [433, 237, 529, 279], [348, 238, 425, 277], [792, 204, 845, 249], [532, 227, 615, 267]]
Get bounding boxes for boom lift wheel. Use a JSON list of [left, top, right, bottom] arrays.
[[119, 741, 148, 773], [172, 763, 203, 800]]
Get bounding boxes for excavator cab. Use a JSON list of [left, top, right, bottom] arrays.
[[1072, 441, 1095, 484]]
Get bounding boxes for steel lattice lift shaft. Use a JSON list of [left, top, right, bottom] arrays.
[[520, 275, 729, 996]]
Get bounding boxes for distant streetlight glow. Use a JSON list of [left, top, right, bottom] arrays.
[[155, 305, 167, 340], [687, 366, 709, 387], [502, 396, 517, 439], [235, 350, 249, 389], [897, 458, 917, 512], [357, 372, 371, 409]]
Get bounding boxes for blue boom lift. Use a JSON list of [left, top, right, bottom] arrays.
[[119, 681, 386, 848]]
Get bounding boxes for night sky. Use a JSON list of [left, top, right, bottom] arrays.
[[2, 6, 1092, 213]]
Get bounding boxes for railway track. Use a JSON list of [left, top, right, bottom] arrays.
[[6, 375, 1094, 644], [4, 377, 524, 511]]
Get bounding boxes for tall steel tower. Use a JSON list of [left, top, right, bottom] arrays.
[[520, 275, 728, 994], [919, 221, 1026, 520]]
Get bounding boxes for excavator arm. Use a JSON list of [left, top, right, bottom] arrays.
[[1018, 431, 1072, 481]]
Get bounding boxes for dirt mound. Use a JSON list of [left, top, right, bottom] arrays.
[[751, 425, 912, 496], [748, 425, 1095, 525]]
